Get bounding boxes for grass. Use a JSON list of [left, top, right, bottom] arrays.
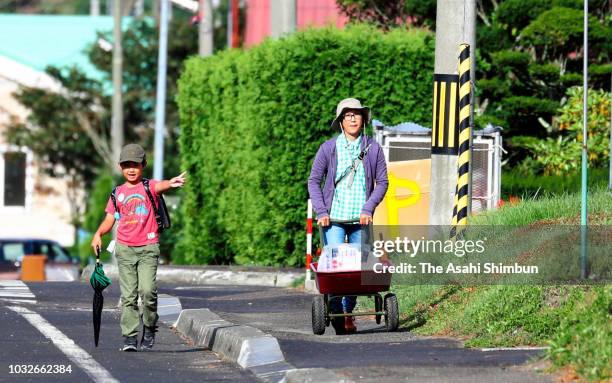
[[474, 185, 612, 225], [290, 275, 306, 288], [385, 186, 612, 381], [502, 167, 610, 199]]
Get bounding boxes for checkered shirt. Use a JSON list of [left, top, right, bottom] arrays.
[[329, 134, 366, 221]]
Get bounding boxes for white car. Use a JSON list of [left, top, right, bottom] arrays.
[[0, 239, 81, 281]]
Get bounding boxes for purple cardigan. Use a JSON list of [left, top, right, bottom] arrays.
[[307, 135, 388, 219]]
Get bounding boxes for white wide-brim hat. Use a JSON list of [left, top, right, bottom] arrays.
[[330, 98, 371, 130]]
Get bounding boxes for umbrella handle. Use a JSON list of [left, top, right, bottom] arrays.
[[95, 246, 100, 264]]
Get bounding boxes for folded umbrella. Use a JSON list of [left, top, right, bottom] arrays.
[[89, 247, 112, 347]]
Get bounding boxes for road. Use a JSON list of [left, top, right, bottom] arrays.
[[0, 280, 256, 383], [0, 280, 553, 383]]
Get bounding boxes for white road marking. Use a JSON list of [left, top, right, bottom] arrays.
[[174, 286, 220, 290], [7, 306, 120, 383], [0, 291, 36, 297], [480, 346, 550, 352], [0, 298, 37, 304], [0, 280, 37, 303], [0, 280, 27, 286]]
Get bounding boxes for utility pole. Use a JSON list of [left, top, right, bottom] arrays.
[[227, 0, 232, 48], [609, 110, 611, 190], [429, 0, 476, 229], [270, 0, 296, 38], [111, 0, 124, 170], [231, 0, 239, 48], [580, 0, 589, 278], [199, 0, 214, 56], [609, 68, 612, 190], [153, 0, 170, 180], [90, 0, 100, 16], [134, 0, 145, 17]]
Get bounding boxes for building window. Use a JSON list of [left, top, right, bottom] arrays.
[[2, 151, 27, 207]]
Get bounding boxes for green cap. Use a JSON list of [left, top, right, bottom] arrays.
[[119, 144, 146, 164]]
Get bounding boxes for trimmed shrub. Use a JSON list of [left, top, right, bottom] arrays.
[[499, 96, 558, 136], [177, 25, 434, 266]]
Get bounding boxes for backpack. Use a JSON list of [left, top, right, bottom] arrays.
[[110, 178, 171, 233]]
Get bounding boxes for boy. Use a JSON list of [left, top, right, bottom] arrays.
[[91, 143, 186, 351]]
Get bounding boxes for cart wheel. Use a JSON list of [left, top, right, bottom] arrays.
[[312, 295, 326, 335], [384, 293, 399, 332], [375, 295, 383, 325], [324, 295, 331, 327]]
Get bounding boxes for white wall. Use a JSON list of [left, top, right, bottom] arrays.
[[0, 62, 78, 247]]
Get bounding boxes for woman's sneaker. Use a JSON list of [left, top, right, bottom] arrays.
[[121, 336, 138, 352], [140, 325, 157, 350]]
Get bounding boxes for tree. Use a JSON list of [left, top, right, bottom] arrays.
[[336, 0, 611, 173], [336, 0, 436, 29], [5, 67, 109, 247], [4, 15, 199, 250], [6, 67, 109, 186], [0, 0, 89, 13], [520, 7, 609, 71]]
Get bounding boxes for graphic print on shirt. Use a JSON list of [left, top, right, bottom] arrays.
[[120, 193, 150, 225]]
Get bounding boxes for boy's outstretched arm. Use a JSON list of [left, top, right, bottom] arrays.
[[154, 171, 187, 194], [91, 213, 116, 254]]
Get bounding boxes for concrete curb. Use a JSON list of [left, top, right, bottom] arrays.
[[82, 264, 303, 288], [175, 308, 284, 368], [158, 294, 182, 325], [280, 368, 352, 383], [304, 279, 318, 293], [174, 308, 350, 383], [116, 294, 183, 326]]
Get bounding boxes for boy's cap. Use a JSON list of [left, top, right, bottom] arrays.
[[119, 144, 146, 164]]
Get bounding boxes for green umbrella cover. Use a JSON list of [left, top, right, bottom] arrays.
[[90, 247, 112, 347]]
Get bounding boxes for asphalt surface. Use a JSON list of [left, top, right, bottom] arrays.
[[170, 283, 553, 383], [0, 280, 554, 383], [0, 281, 257, 383]]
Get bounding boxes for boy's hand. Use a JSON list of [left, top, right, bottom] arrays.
[[91, 234, 102, 255], [169, 171, 187, 188]]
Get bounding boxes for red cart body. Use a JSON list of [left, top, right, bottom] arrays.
[[310, 261, 392, 295]]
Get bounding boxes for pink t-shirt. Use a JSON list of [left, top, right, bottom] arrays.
[[105, 180, 160, 246]]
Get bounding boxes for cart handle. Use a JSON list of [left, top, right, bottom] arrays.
[[329, 218, 360, 224], [316, 219, 373, 249]]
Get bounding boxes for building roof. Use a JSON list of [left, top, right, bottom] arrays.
[[0, 14, 130, 82], [244, 0, 346, 47]]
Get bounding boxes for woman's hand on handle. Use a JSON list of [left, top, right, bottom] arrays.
[[359, 214, 372, 225], [317, 216, 330, 227]]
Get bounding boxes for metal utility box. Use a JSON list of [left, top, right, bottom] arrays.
[[374, 122, 503, 213]]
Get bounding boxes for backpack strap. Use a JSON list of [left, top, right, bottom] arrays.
[[334, 142, 373, 188], [142, 178, 159, 216], [110, 186, 120, 220]]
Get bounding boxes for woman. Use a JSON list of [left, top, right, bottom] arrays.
[[308, 98, 388, 334]]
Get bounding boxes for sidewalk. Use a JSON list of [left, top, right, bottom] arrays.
[[168, 283, 552, 383], [81, 264, 304, 287]]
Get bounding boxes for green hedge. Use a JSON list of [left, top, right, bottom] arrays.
[[176, 25, 434, 266]]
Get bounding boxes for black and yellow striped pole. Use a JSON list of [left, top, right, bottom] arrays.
[[450, 43, 471, 240], [432, 74, 459, 155]]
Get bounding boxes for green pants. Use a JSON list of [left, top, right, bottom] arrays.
[[116, 243, 160, 337]]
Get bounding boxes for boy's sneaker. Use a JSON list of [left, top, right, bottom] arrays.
[[121, 336, 138, 352], [140, 325, 157, 350]]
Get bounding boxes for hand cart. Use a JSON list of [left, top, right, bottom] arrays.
[[310, 219, 399, 335]]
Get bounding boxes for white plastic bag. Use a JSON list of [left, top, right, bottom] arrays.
[[317, 243, 362, 272]]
